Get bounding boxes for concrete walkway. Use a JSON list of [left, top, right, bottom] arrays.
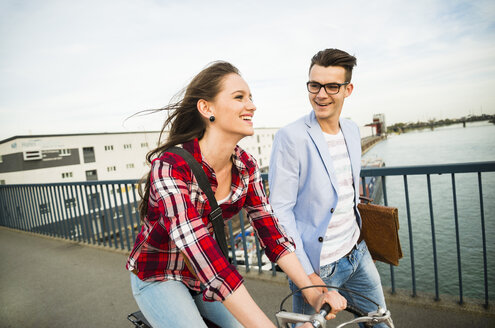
[[0, 227, 493, 328]]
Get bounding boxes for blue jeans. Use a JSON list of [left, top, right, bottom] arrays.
[[290, 240, 387, 328], [130, 273, 242, 328]]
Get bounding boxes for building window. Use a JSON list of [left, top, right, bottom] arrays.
[[107, 166, 116, 172], [126, 163, 135, 169], [61, 172, 73, 179], [257, 135, 260, 143], [87, 192, 101, 210], [0, 180, 5, 185], [259, 158, 263, 167], [124, 144, 132, 149], [59, 149, 71, 156], [39, 203, 50, 215], [83, 147, 95, 163], [23, 150, 42, 161], [141, 142, 148, 148], [104, 145, 114, 151], [0, 155, 3, 163], [65, 198, 77, 209], [258, 146, 261, 155], [85, 169, 98, 181]]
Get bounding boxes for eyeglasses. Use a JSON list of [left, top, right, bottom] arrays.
[[306, 81, 350, 95]]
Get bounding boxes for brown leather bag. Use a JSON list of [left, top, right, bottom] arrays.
[[357, 197, 403, 266]]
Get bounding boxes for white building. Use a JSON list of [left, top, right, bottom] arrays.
[[0, 128, 279, 185]]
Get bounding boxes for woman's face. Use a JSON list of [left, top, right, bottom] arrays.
[[209, 73, 256, 138]]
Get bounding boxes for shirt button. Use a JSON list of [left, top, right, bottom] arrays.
[[331, 208, 335, 213], [318, 237, 323, 242]]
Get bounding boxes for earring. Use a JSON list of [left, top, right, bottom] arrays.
[[209, 115, 215, 122]]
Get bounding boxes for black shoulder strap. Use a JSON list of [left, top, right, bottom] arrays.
[[165, 146, 229, 261]]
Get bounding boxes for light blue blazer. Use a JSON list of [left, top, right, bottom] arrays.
[[268, 111, 362, 275]]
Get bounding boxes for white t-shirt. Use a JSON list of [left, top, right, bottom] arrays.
[[320, 130, 360, 267]]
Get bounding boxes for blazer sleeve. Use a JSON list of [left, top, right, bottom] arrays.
[[269, 128, 315, 275]]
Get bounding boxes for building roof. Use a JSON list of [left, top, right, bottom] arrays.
[[0, 127, 281, 145], [0, 131, 162, 145]]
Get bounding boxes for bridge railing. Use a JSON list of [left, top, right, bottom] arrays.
[[359, 161, 494, 308], [0, 161, 493, 308]]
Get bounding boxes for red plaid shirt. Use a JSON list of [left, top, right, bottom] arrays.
[[126, 139, 295, 302]]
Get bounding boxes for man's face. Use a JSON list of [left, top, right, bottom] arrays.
[[308, 65, 353, 124]]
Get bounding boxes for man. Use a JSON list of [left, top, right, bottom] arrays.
[[269, 48, 387, 326]]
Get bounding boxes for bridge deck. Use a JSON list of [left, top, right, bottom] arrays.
[[0, 227, 493, 328]]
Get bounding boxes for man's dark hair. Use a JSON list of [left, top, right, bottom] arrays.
[[310, 48, 357, 82]]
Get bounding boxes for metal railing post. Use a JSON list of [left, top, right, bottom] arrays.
[[227, 220, 238, 266], [477, 172, 489, 309], [117, 184, 131, 251], [41, 185, 54, 237], [111, 184, 125, 250], [451, 174, 463, 305], [238, 210, 250, 273], [124, 184, 137, 243], [426, 174, 440, 301], [104, 184, 117, 248], [403, 175, 416, 297], [83, 185, 96, 244]]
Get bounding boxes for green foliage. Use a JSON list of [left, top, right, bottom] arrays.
[[387, 114, 495, 133]]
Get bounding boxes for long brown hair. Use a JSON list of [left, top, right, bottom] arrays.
[[138, 61, 240, 220]]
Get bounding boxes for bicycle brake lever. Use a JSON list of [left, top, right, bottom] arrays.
[[335, 309, 394, 328]]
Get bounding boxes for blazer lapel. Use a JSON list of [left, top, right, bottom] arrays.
[[305, 113, 339, 194]]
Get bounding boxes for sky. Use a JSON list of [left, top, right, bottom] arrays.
[[1, 0, 494, 141]]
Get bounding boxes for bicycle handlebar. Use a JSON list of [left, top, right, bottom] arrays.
[[275, 285, 395, 328], [310, 303, 331, 327]]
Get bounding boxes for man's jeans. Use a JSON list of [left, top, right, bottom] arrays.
[[290, 240, 388, 328], [130, 273, 242, 328]]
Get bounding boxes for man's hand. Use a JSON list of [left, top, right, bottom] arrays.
[[307, 273, 347, 319], [315, 290, 347, 320]]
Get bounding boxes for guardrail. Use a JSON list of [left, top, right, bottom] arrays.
[[360, 161, 494, 308], [0, 161, 493, 308]]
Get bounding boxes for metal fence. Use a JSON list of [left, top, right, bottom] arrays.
[[360, 161, 494, 308], [0, 161, 494, 307]]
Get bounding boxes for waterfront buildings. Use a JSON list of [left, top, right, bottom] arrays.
[[0, 128, 279, 185], [0, 119, 377, 185]]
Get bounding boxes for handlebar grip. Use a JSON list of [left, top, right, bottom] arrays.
[[312, 303, 333, 328], [319, 303, 332, 317]]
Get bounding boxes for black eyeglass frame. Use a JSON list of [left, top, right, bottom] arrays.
[[306, 81, 350, 95]]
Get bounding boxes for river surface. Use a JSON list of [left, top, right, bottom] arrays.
[[362, 121, 495, 301]]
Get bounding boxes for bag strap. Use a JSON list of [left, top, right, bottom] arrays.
[[165, 146, 230, 261], [359, 196, 374, 204]]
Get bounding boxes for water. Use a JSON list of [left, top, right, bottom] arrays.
[[362, 121, 495, 301]]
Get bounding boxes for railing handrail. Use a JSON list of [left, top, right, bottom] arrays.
[[2, 161, 494, 188], [0, 179, 141, 188], [360, 161, 495, 176], [1, 161, 494, 188]]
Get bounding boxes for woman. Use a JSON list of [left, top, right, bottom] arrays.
[[126, 61, 346, 328]]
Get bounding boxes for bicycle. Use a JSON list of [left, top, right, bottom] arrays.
[[127, 285, 394, 328]]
